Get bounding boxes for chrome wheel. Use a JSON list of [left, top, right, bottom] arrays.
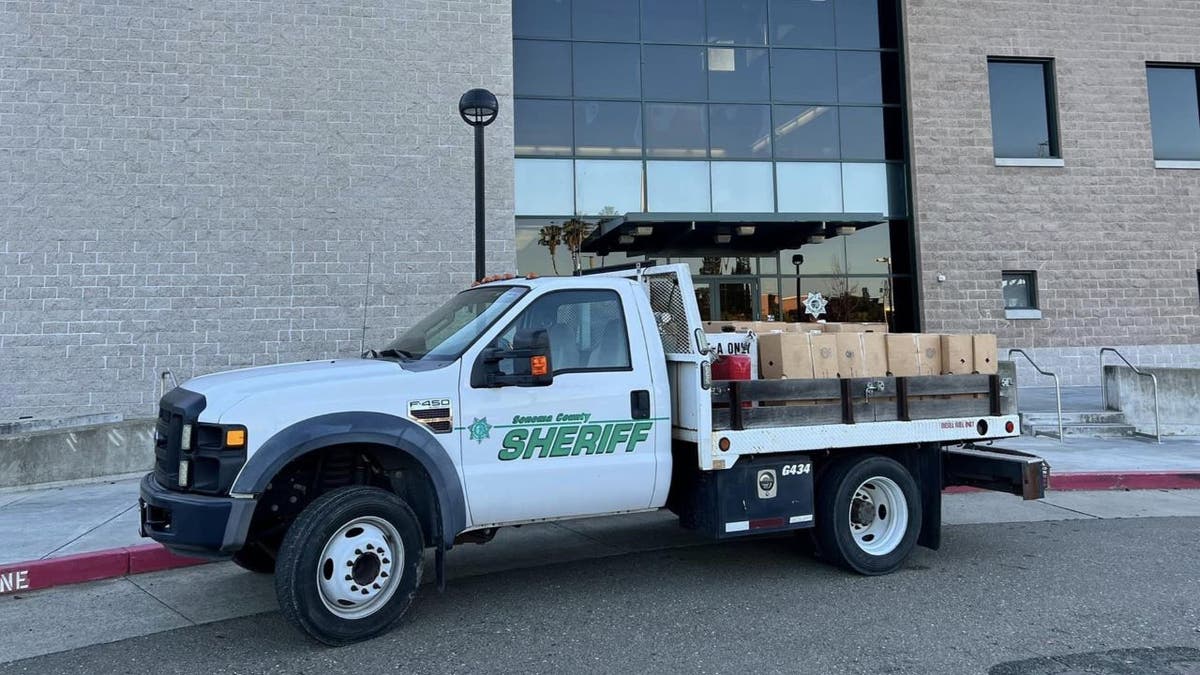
[[316, 516, 404, 620], [848, 476, 909, 556]]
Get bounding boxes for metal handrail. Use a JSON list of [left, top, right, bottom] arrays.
[[1008, 349, 1064, 442], [158, 370, 179, 400], [1099, 348, 1161, 444]]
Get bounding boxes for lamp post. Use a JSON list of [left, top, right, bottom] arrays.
[[459, 88, 499, 281], [876, 256, 894, 331]]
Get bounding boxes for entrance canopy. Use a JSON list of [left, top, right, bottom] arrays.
[[580, 212, 887, 257]]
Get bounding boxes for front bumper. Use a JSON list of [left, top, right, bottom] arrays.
[[138, 473, 256, 560]]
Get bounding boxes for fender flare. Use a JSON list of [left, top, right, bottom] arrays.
[[230, 412, 466, 548]]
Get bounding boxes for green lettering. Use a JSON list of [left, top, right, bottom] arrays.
[[594, 424, 614, 455], [549, 425, 578, 457], [626, 421, 653, 452], [573, 424, 603, 455], [606, 422, 633, 453], [498, 429, 527, 461], [524, 426, 556, 459]]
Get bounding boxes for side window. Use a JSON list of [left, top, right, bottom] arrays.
[[492, 290, 632, 374]]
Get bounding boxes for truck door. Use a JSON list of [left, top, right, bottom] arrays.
[[458, 287, 660, 525]]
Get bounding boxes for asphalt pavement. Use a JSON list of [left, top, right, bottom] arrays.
[[1, 491, 1199, 674]]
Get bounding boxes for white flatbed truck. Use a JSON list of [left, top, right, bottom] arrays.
[[139, 264, 1046, 645]]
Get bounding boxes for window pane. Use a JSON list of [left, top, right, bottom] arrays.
[[773, 105, 839, 159], [1002, 273, 1036, 309], [771, 49, 838, 102], [646, 103, 708, 157], [1147, 67, 1200, 161], [776, 162, 843, 212], [841, 162, 888, 215], [515, 40, 572, 97], [708, 47, 769, 101], [573, 0, 639, 40], [770, 0, 835, 47], [575, 160, 643, 215], [708, 0, 768, 45], [795, 276, 887, 322], [844, 222, 891, 274], [837, 51, 899, 104], [782, 236, 844, 277], [513, 0, 570, 39], [835, 0, 881, 49], [643, 46, 707, 101], [710, 104, 771, 159], [988, 60, 1057, 159], [647, 161, 712, 212], [517, 219, 574, 276], [503, 290, 631, 371], [574, 101, 643, 157], [516, 99, 573, 156], [839, 107, 903, 160], [574, 43, 641, 99], [516, 159, 574, 215], [711, 161, 775, 212], [886, 162, 908, 217], [643, 0, 705, 43]]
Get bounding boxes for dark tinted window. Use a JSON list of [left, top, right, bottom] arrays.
[[573, 0, 640, 40], [515, 40, 572, 97], [1147, 66, 1200, 161], [513, 0, 570, 39], [839, 107, 903, 160], [642, 0, 705, 42], [708, 47, 770, 101], [773, 105, 839, 159], [516, 99, 573, 156], [574, 101, 643, 157], [987, 59, 1060, 159], [645, 103, 708, 157], [573, 43, 641, 99], [1002, 272, 1038, 309], [837, 51, 899, 104], [643, 46, 708, 101], [495, 290, 632, 372], [710, 104, 772, 158], [770, 0, 835, 47], [835, 0, 886, 49], [771, 49, 837, 102], [707, 0, 768, 45]]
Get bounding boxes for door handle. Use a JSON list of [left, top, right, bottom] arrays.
[[631, 390, 650, 420]]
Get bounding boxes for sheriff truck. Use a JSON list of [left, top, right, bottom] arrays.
[[139, 264, 1045, 645]]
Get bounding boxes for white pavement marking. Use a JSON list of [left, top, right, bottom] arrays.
[[1042, 489, 1200, 519]]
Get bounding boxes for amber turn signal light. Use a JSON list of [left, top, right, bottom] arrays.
[[530, 356, 548, 376], [225, 428, 247, 448]]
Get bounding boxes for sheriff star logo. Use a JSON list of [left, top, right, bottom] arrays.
[[468, 417, 492, 443]]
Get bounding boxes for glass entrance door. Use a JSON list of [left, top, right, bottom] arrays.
[[695, 277, 759, 321]]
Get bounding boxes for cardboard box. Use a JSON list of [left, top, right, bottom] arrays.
[[886, 334, 943, 377], [915, 334, 941, 375], [861, 332, 888, 377], [973, 334, 998, 374], [703, 321, 755, 334], [810, 333, 839, 378], [820, 322, 888, 334], [836, 333, 865, 378], [758, 332, 814, 380], [940, 335, 974, 375]]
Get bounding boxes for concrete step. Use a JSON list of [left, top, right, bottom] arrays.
[[1026, 422, 1140, 438], [1021, 411, 1128, 426]]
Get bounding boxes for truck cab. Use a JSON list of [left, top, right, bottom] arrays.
[[140, 264, 1044, 646]]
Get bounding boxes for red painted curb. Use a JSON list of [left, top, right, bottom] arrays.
[[0, 544, 207, 596], [1048, 471, 1200, 491]]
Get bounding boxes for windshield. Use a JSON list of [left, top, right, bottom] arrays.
[[380, 285, 527, 362]]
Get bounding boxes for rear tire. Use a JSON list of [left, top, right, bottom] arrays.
[[275, 486, 424, 645], [814, 454, 921, 575]]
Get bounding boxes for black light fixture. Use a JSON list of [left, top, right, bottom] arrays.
[[459, 88, 499, 280]]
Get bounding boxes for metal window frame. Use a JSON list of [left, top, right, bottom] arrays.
[[986, 56, 1062, 161], [1001, 270, 1039, 311]]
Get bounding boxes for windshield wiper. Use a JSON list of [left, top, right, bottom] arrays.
[[376, 348, 416, 360]]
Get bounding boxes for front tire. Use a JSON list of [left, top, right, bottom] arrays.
[[814, 454, 921, 575], [275, 486, 424, 645]]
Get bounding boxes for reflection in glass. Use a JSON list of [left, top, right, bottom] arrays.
[[773, 105, 839, 159], [835, 0, 883, 49], [694, 282, 713, 321], [776, 162, 842, 213], [513, 0, 570, 39], [517, 218, 640, 277], [643, 46, 708, 101], [839, 107, 887, 160], [707, 0, 768, 45], [575, 160, 643, 215], [718, 281, 756, 321], [645, 103, 708, 158], [759, 276, 781, 321], [516, 99, 573, 156], [770, 0, 835, 47], [711, 162, 774, 212], [643, 0, 705, 42], [574, 43, 641, 99], [987, 60, 1057, 159], [574, 101, 642, 157], [886, 163, 908, 217], [515, 159, 574, 216], [514, 40, 571, 97], [710, 104, 771, 159], [573, 0, 639, 40], [844, 222, 892, 274], [647, 161, 711, 212], [708, 48, 770, 101], [1147, 67, 1200, 161], [771, 50, 838, 102], [841, 163, 888, 215], [837, 51, 886, 104], [795, 276, 887, 321]]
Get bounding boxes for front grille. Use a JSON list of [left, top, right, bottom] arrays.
[[151, 387, 207, 490], [410, 407, 453, 434]]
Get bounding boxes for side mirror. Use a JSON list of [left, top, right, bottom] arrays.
[[471, 328, 554, 388]]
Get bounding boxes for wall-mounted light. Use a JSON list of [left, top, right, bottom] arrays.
[[633, 225, 653, 237], [618, 234, 635, 245], [835, 225, 856, 236], [715, 233, 732, 244], [808, 234, 826, 244], [735, 225, 756, 236]]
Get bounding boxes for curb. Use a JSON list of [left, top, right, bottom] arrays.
[[2, 470, 1199, 596]]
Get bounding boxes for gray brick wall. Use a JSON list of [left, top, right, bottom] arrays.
[[904, 0, 1200, 384], [1, 0, 515, 420]]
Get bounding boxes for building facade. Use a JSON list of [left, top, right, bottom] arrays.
[[2, 0, 1198, 420]]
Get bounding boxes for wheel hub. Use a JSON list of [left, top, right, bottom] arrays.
[[351, 552, 382, 587], [317, 516, 403, 620], [847, 477, 909, 557], [851, 497, 875, 527]]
